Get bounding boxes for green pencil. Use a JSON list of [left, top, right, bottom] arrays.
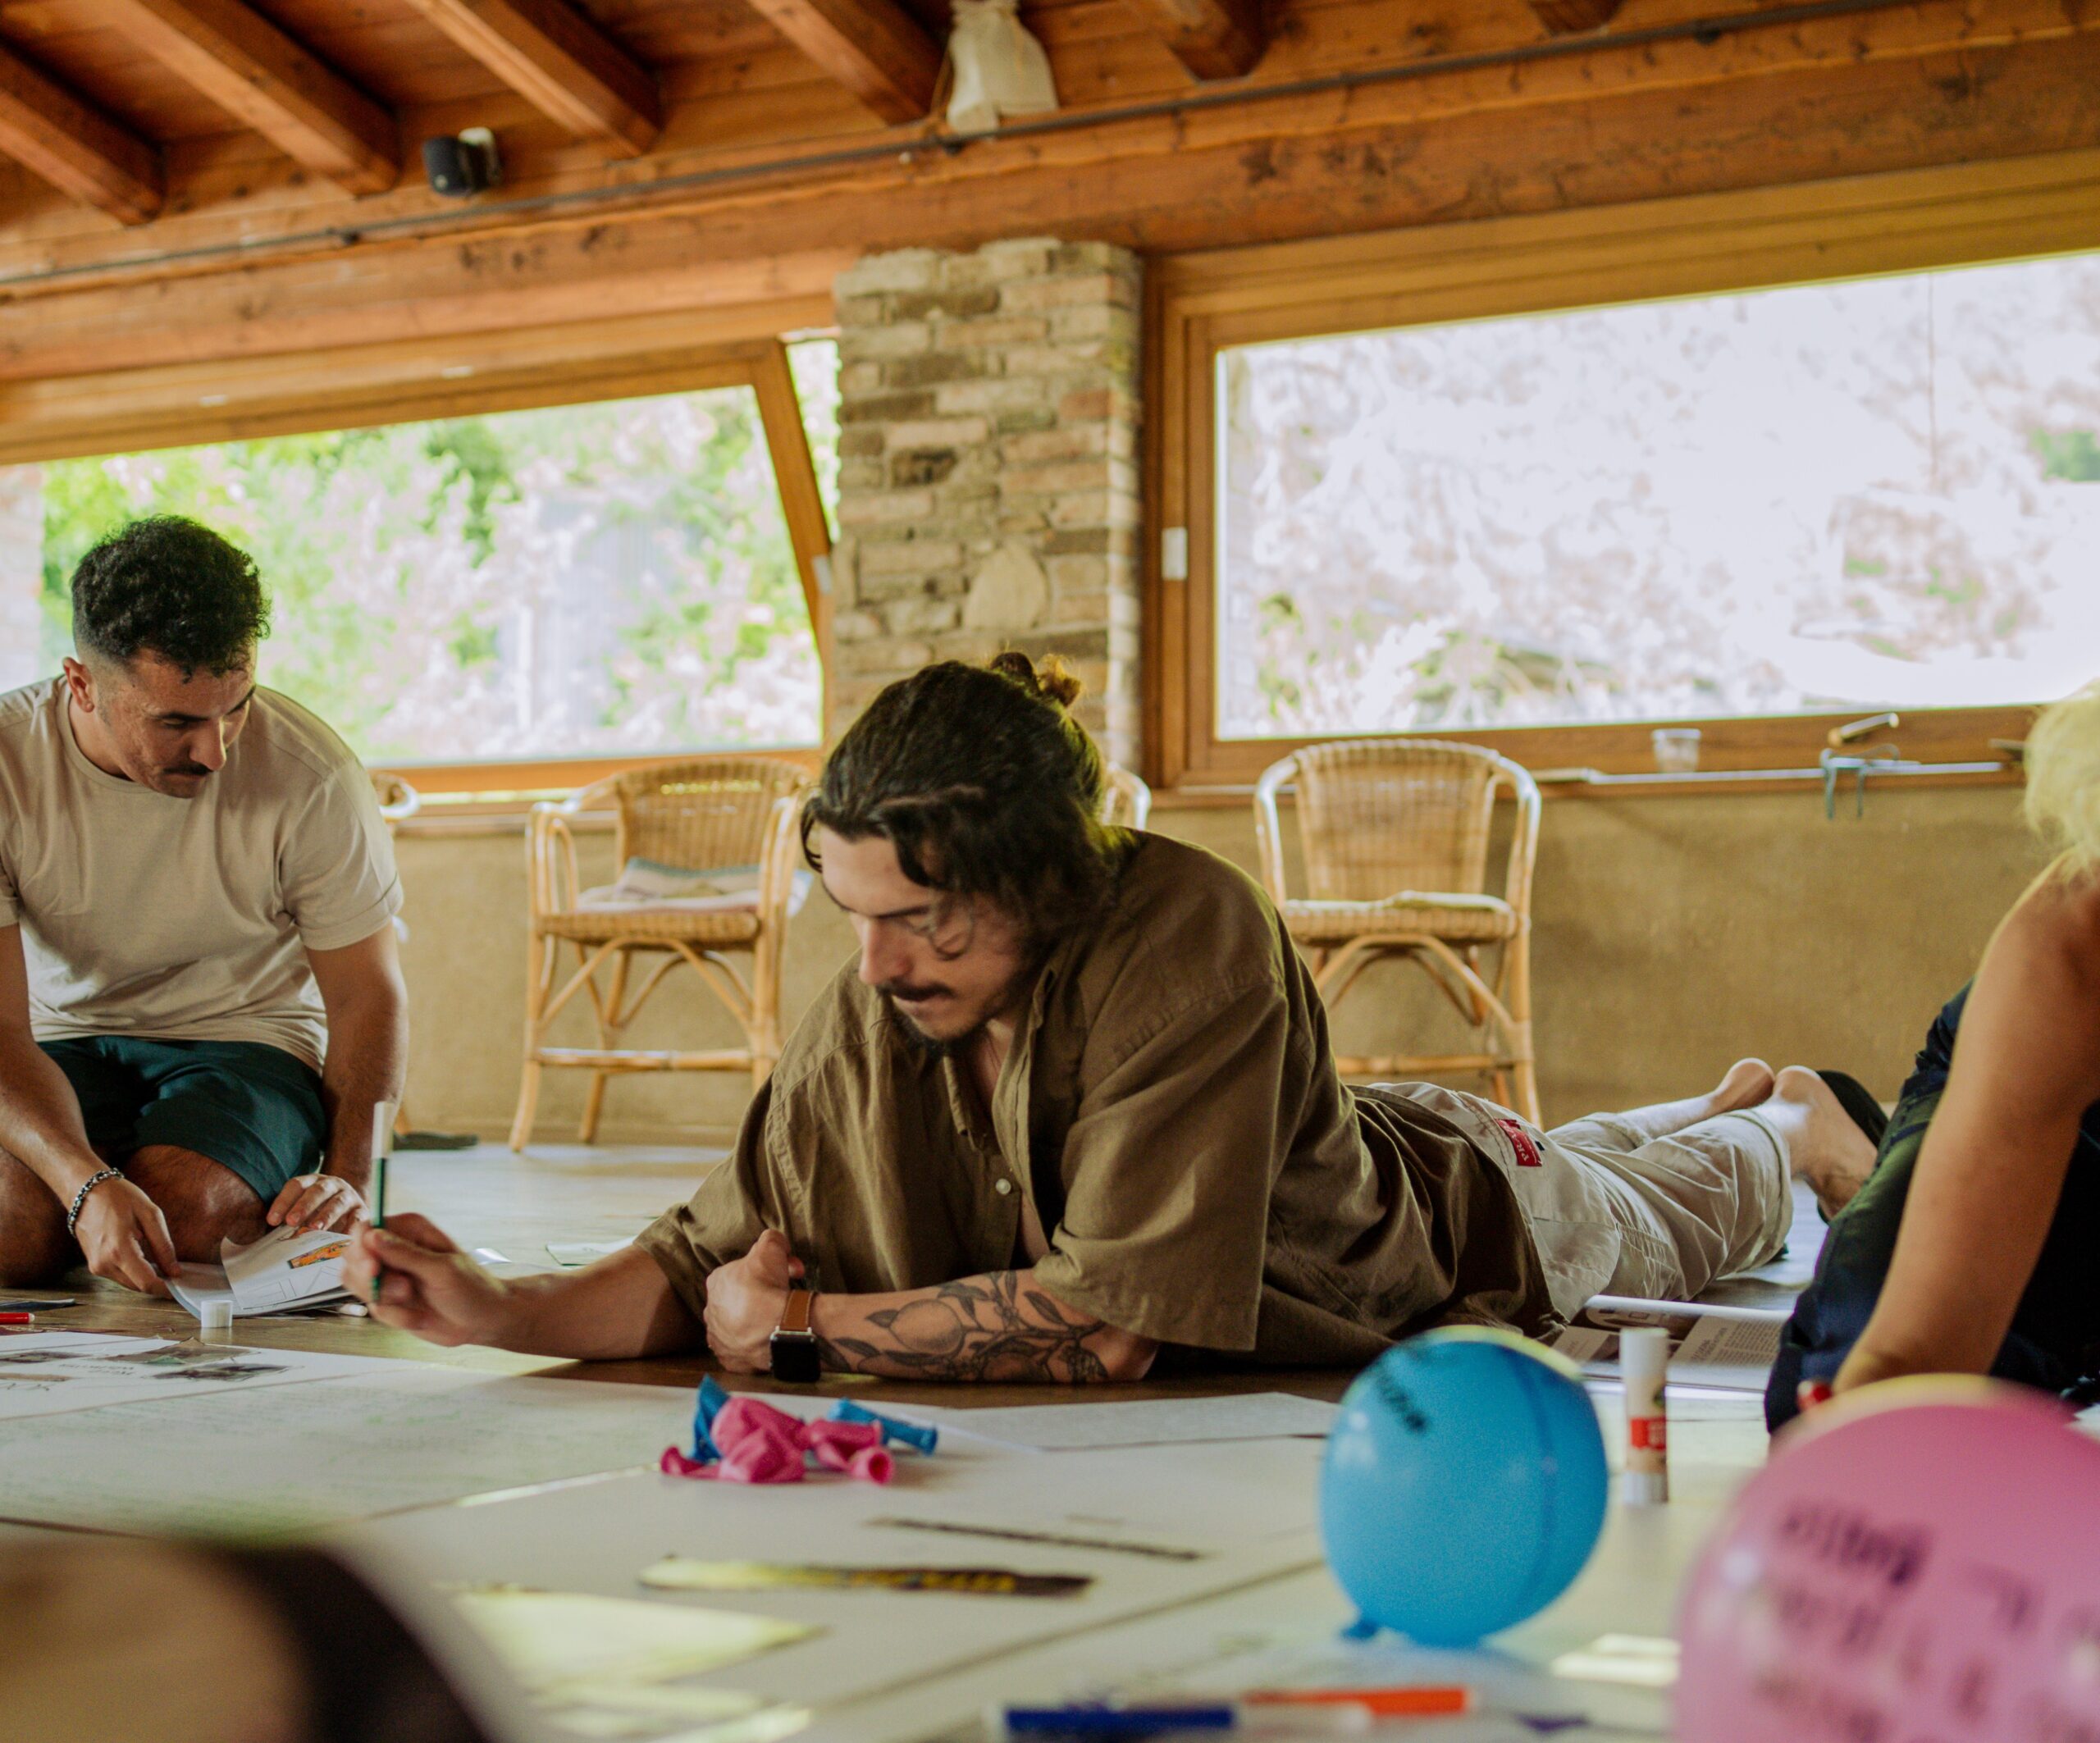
[[371, 1102, 394, 1298]]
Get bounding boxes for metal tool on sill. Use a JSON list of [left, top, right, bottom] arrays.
[[1821, 713, 1902, 819]]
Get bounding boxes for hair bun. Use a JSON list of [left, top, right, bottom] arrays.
[[989, 650, 1084, 711]]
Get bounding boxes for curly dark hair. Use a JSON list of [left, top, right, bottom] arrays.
[[803, 653, 1125, 947], [71, 517, 271, 678]]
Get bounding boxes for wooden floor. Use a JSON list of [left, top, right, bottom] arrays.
[[12, 1144, 1824, 1409]]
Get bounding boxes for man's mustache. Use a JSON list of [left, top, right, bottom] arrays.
[[879, 979, 952, 1004]]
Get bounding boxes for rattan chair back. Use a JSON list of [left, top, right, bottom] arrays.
[[1289, 738, 1502, 902], [606, 757, 810, 874]]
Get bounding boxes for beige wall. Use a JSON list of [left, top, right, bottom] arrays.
[[397, 782, 2041, 1146]]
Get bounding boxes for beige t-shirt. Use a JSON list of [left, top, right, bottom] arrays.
[[0, 678, 401, 1073]]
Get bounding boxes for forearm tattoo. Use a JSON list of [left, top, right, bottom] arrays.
[[817, 1271, 1113, 1382]]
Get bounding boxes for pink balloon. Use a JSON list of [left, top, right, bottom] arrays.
[[1678, 1379, 2100, 1741]]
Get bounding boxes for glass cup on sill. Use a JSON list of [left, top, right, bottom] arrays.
[[1651, 728, 1703, 773]]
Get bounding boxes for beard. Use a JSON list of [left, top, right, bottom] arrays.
[[880, 957, 1043, 1058]]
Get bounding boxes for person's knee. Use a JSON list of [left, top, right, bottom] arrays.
[[0, 1153, 72, 1286], [122, 1147, 267, 1259]]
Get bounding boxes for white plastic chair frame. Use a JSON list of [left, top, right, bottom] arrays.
[[509, 759, 810, 1151], [1100, 763, 1153, 829], [368, 772, 420, 1142], [1253, 740, 1543, 1124]]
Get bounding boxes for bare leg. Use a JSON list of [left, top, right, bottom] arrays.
[[1758, 1067, 1879, 1219], [0, 1149, 74, 1288], [1595, 1058, 1776, 1145], [121, 1147, 268, 1262]]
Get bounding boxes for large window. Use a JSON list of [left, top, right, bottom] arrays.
[[1150, 157, 2100, 788], [4, 338, 838, 787], [1217, 256, 2100, 741]]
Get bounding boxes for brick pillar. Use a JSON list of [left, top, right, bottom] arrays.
[[0, 464, 42, 691], [829, 240, 1141, 765]]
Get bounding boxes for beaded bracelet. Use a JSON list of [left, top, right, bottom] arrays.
[[65, 1168, 125, 1238]]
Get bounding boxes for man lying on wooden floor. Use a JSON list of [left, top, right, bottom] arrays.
[[348, 654, 1875, 1381], [0, 518, 405, 1297]]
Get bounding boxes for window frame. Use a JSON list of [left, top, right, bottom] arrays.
[[1144, 149, 2100, 793], [9, 308, 838, 797]]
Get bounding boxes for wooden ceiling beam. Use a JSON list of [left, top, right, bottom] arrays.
[[1125, 0, 1268, 80], [398, 0, 662, 157], [1531, 0, 1623, 30], [0, 44, 162, 225], [100, 0, 398, 195], [739, 0, 943, 124]]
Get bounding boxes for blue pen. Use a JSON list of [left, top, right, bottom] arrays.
[[990, 1707, 1367, 1739], [828, 1399, 939, 1454]]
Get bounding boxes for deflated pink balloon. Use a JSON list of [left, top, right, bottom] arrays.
[[1678, 1379, 2100, 1741], [659, 1395, 893, 1485]]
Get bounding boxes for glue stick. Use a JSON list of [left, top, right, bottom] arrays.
[[1618, 1326, 1669, 1505], [199, 1298, 234, 1344]]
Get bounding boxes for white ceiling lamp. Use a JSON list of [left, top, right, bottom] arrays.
[[946, 0, 1059, 136]]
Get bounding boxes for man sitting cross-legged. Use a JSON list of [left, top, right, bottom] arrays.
[[346, 654, 1873, 1380], [0, 518, 406, 1296]]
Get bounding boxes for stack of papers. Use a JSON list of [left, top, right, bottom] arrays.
[[171, 1224, 355, 1320], [1551, 1294, 1789, 1394]]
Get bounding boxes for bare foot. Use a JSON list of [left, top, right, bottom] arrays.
[[1589, 1057, 1776, 1144], [1713, 1057, 1778, 1115], [1763, 1065, 1878, 1218]]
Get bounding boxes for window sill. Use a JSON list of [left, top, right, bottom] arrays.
[[1150, 759, 2023, 809]]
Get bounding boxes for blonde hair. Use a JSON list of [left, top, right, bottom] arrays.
[[2025, 681, 2100, 876]]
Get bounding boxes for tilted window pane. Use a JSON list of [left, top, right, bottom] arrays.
[[1217, 253, 2100, 740], [32, 386, 821, 761]]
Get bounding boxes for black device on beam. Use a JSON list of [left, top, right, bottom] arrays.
[[422, 128, 502, 198]]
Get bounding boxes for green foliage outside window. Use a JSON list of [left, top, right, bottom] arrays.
[[36, 364, 838, 763]]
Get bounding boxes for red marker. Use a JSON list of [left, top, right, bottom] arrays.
[[1245, 1689, 1472, 1718], [0, 1312, 33, 1326]]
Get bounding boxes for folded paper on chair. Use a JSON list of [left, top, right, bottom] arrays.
[[1551, 1294, 1787, 1394], [171, 1225, 355, 1320]]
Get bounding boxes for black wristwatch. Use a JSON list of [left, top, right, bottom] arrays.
[[769, 1288, 822, 1384]]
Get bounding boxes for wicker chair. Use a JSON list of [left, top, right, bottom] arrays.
[[1253, 738, 1543, 1123], [1100, 763, 1152, 829], [509, 755, 812, 1151]]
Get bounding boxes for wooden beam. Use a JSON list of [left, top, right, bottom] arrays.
[[1124, 0, 1268, 80], [1, 6, 2098, 382], [1531, 0, 1623, 31], [398, 0, 661, 157], [0, 44, 162, 225], [101, 0, 397, 195], [739, 0, 942, 124]]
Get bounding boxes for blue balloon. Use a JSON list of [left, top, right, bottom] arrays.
[[1320, 1326, 1609, 1646]]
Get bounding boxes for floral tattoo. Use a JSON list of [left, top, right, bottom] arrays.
[[817, 1271, 1112, 1381]]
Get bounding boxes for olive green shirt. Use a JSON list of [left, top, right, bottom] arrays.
[[637, 834, 1554, 1364]]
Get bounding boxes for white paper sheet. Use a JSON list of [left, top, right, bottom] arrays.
[[171, 1225, 357, 1321], [0, 1366, 692, 1535], [548, 1239, 636, 1268], [226, 1224, 355, 1310], [342, 1435, 1326, 1731], [0, 1330, 392, 1420], [911, 1392, 1340, 1451]]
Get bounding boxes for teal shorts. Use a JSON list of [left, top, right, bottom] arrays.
[[39, 1037, 327, 1203]]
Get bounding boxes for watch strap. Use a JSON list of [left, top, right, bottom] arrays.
[[777, 1287, 815, 1336]]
